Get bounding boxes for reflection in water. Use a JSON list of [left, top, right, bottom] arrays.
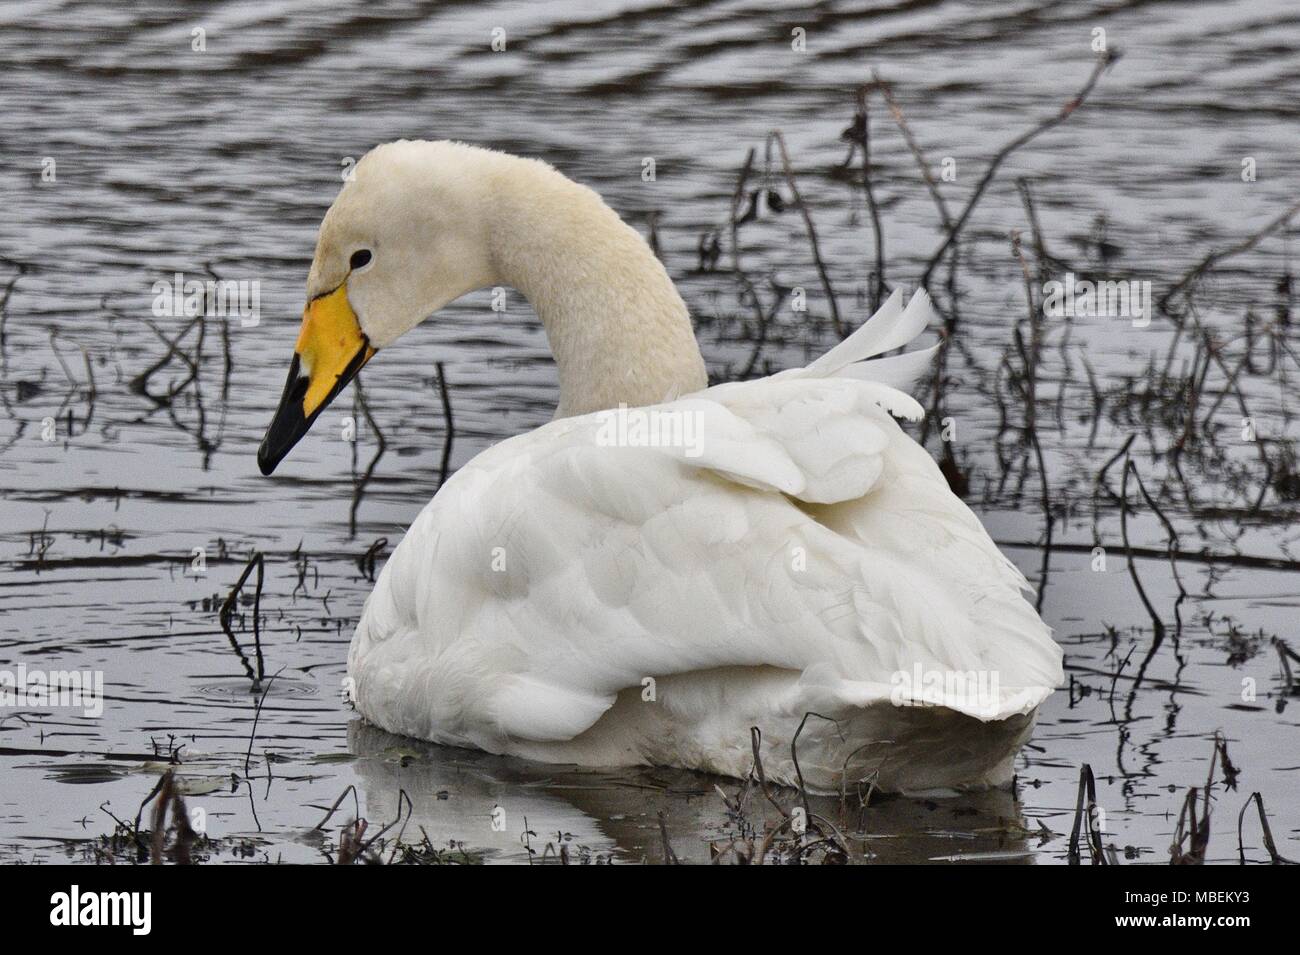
[[347, 376, 385, 539], [345, 721, 1032, 864]]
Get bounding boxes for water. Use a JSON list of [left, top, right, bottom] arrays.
[[1, 0, 1297, 863]]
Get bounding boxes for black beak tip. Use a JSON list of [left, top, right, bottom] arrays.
[[257, 443, 279, 476], [257, 405, 307, 477], [257, 345, 370, 477], [257, 354, 310, 478]]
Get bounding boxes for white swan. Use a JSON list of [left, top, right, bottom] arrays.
[[258, 140, 1062, 793]]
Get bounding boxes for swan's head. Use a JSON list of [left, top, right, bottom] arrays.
[[258, 141, 499, 475]]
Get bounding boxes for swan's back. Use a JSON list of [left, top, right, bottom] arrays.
[[348, 291, 1062, 792]]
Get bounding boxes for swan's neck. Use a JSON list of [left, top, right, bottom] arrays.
[[486, 159, 708, 417]]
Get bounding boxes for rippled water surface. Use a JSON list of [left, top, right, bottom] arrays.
[[2, 0, 1298, 863]]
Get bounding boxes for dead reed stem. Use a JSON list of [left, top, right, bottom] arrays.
[[1067, 763, 1106, 864], [435, 361, 454, 490], [1159, 199, 1300, 319], [768, 130, 843, 337], [873, 71, 952, 229], [920, 51, 1115, 288], [218, 551, 266, 686], [846, 84, 887, 313], [1119, 449, 1166, 646], [1236, 792, 1293, 864]]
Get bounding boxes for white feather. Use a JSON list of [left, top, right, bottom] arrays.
[[804, 287, 936, 375]]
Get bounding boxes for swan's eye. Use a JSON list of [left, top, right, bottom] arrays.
[[350, 249, 373, 270]]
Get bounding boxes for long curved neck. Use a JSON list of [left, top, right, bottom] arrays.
[[484, 157, 708, 417]]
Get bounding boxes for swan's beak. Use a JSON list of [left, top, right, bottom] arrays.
[[257, 283, 375, 476]]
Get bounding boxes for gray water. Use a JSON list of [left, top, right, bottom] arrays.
[[1, 0, 1297, 863]]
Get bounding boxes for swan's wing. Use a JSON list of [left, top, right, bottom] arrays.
[[349, 387, 889, 744], [684, 379, 916, 503], [350, 377, 1061, 750]]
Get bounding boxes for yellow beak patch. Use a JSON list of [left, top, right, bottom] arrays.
[[295, 283, 376, 418]]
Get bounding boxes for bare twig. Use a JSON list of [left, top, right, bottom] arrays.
[[218, 551, 266, 687], [790, 711, 842, 824], [657, 811, 680, 865], [435, 361, 455, 491], [314, 784, 361, 831], [920, 51, 1115, 288], [1159, 199, 1300, 318], [243, 667, 284, 775], [749, 726, 790, 819], [1236, 792, 1293, 864], [1067, 763, 1106, 864], [349, 375, 388, 537], [1012, 231, 1054, 610], [729, 147, 756, 273], [874, 71, 952, 229], [1120, 450, 1166, 645], [768, 131, 843, 336], [844, 84, 887, 314]]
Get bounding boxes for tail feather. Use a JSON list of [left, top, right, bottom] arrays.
[[804, 288, 936, 377], [833, 343, 940, 392]]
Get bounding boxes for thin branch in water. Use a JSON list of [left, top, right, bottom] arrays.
[[132, 773, 169, 838], [348, 375, 387, 537], [873, 71, 952, 229], [358, 536, 388, 583], [218, 551, 266, 688], [656, 811, 680, 865], [1159, 199, 1300, 319], [129, 313, 204, 403], [1067, 763, 1107, 865], [244, 667, 284, 775], [1274, 637, 1297, 695], [920, 51, 1116, 288], [842, 84, 886, 314], [0, 262, 26, 342], [1001, 537, 1300, 575], [728, 147, 756, 274], [1126, 459, 1187, 625], [1015, 177, 1063, 287], [749, 726, 790, 819], [336, 819, 367, 865], [790, 711, 842, 825], [313, 784, 361, 831], [737, 277, 790, 380], [1236, 792, 1293, 864], [1011, 230, 1053, 610], [1170, 787, 1209, 864], [767, 130, 843, 337], [1171, 736, 1224, 864], [149, 771, 174, 864], [1119, 449, 1166, 647], [434, 361, 455, 491], [357, 789, 413, 858]]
